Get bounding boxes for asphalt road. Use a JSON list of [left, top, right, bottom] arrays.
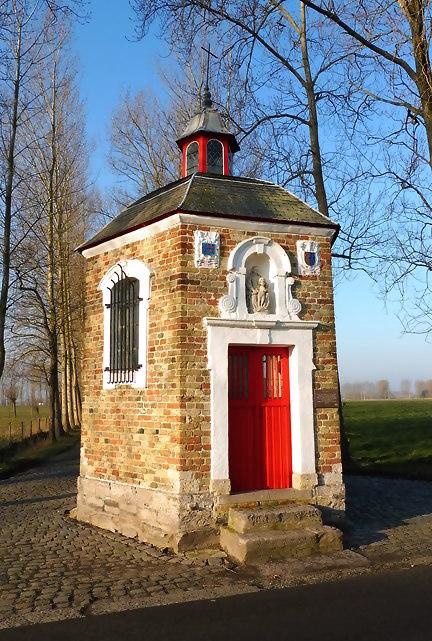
[[1, 565, 432, 641]]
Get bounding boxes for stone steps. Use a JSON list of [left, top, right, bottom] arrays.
[[220, 504, 343, 564], [228, 504, 322, 533]]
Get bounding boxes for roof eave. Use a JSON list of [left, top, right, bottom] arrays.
[[76, 208, 339, 255]]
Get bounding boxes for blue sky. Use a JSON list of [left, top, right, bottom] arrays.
[[73, 0, 431, 388]]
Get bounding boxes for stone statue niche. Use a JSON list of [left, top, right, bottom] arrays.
[[218, 236, 302, 321], [245, 253, 275, 314]]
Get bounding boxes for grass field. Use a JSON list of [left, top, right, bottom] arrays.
[[0, 404, 50, 447], [0, 404, 79, 479], [1, 400, 431, 480], [343, 399, 432, 479]]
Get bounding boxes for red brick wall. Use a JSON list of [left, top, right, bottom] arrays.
[[81, 226, 184, 489], [81, 221, 341, 493]]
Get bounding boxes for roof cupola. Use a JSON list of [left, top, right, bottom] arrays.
[[176, 88, 240, 178]]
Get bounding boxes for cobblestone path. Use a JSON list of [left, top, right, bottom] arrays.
[[0, 447, 253, 629], [345, 475, 432, 563], [1, 448, 432, 629]]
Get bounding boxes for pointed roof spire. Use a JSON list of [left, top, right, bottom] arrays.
[[202, 85, 213, 109], [175, 44, 240, 152], [201, 44, 217, 107]]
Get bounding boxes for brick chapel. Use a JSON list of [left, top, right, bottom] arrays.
[[76, 85, 345, 562]]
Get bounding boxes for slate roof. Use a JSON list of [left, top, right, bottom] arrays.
[[78, 173, 339, 252]]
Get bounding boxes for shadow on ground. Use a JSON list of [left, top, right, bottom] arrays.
[[344, 474, 432, 548]]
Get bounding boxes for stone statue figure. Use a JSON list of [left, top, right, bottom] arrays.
[[251, 276, 269, 313]]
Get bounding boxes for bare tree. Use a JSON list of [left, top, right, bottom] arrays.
[[0, 2, 60, 383], [293, 1, 432, 332], [29, 385, 41, 415], [400, 379, 411, 398], [132, 1, 389, 274], [415, 379, 432, 398], [0, 0, 86, 385], [4, 378, 18, 416], [14, 17, 90, 439], [377, 379, 390, 400], [110, 91, 181, 201], [300, 0, 432, 165]]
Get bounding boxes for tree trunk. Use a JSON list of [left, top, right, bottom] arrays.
[[59, 258, 71, 431], [400, 0, 432, 166], [60, 342, 70, 431], [46, 61, 64, 438], [48, 354, 57, 442], [0, 23, 22, 380], [300, 2, 329, 216], [72, 349, 82, 426], [52, 331, 63, 439]]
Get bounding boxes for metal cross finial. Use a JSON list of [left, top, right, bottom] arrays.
[[201, 44, 218, 92]]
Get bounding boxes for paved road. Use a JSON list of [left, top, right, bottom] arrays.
[[1, 446, 432, 629], [1, 565, 432, 641]]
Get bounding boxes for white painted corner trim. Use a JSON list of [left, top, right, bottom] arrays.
[[204, 317, 318, 489], [99, 259, 152, 390]]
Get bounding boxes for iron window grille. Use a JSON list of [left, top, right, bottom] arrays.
[[207, 139, 223, 174], [105, 265, 141, 384]]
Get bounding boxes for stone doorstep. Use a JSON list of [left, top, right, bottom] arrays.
[[220, 526, 343, 565], [228, 504, 323, 534], [217, 487, 313, 507]]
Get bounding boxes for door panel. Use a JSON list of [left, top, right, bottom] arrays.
[[228, 346, 292, 493]]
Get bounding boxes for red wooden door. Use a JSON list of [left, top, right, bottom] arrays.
[[228, 346, 292, 493]]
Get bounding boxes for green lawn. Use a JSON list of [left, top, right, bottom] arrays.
[[0, 403, 80, 479], [343, 399, 432, 479]]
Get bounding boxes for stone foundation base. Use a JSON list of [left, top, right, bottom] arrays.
[[76, 476, 218, 553], [314, 472, 346, 525], [315, 470, 346, 510], [77, 474, 345, 553]]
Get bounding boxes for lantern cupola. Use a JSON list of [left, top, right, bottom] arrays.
[[176, 87, 240, 177]]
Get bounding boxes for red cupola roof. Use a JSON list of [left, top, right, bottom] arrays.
[[176, 88, 240, 178]]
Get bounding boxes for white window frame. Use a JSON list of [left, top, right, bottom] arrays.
[[99, 259, 152, 390]]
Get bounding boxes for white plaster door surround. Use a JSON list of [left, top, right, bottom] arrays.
[[205, 319, 318, 493], [205, 235, 319, 494]]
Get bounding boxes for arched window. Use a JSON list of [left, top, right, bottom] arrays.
[[186, 141, 199, 175], [100, 260, 152, 389], [108, 271, 140, 384], [207, 139, 223, 174]]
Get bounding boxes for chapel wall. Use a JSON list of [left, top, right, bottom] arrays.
[[176, 222, 342, 502], [78, 219, 344, 547], [79, 226, 185, 492]]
